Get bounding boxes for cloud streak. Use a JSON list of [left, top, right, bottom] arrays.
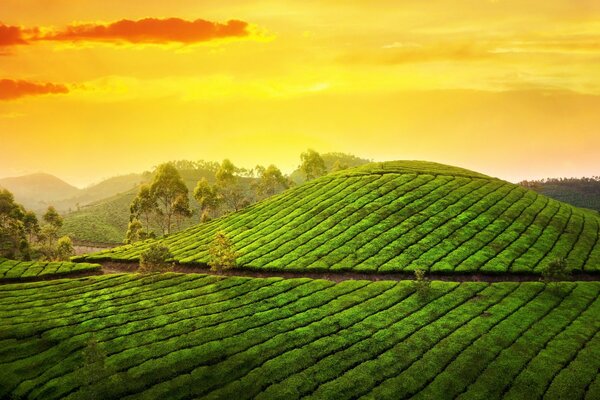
[[0, 17, 254, 49], [0, 79, 69, 100]]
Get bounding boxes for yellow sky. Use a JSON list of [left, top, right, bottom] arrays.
[[1, 0, 599, 186]]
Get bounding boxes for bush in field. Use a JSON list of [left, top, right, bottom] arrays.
[[541, 258, 571, 282], [56, 236, 74, 261], [208, 231, 238, 273], [139, 243, 173, 273], [413, 268, 431, 299], [541, 258, 571, 295]]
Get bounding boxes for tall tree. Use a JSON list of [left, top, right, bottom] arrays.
[[253, 164, 290, 199], [22, 210, 40, 243], [173, 194, 193, 231], [216, 159, 248, 212], [130, 184, 158, 233], [150, 163, 189, 235], [40, 206, 63, 249], [43, 206, 63, 229], [0, 189, 29, 259], [193, 178, 221, 222], [299, 149, 327, 180]]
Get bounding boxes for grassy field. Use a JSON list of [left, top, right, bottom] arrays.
[[0, 258, 101, 281], [0, 273, 597, 399], [82, 161, 600, 274]]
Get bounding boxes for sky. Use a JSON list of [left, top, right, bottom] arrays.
[[0, 0, 599, 187]]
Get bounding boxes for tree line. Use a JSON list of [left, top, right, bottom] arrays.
[[0, 190, 73, 261], [125, 149, 344, 244]]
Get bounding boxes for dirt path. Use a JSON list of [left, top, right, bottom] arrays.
[[98, 261, 600, 283]]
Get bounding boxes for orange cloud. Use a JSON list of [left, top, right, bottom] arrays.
[[0, 79, 69, 100], [1, 18, 252, 49], [0, 24, 28, 47]]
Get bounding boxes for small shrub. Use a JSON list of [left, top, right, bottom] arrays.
[[541, 258, 571, 295], [139, 243, 173, 273], [413, 268, 431, 299], [208, 231, 238, 273], [541, 258, 571, 283]]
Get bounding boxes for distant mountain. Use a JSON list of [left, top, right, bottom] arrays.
[[520, 177, 600, 213], [53, 173, 145, 212], [0, 173, 80, 211]]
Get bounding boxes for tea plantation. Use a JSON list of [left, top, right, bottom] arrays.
[[82, 161, 600, 275], [0, 258, 101, 281], [0, 273, 598, 400]]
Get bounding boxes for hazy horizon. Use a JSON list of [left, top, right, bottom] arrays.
[[1, 1, 599, 187]]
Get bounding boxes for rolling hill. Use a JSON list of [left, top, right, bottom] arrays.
[[521, 177, 600, 213], [0, 173, 80, 211], [0, 274, 597, 399], [82, 161, 600, 274]]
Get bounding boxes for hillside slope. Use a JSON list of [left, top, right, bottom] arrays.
[[0, 173, 80, 211], [84, 161, 600, 274], [0, 275, 598, 399]]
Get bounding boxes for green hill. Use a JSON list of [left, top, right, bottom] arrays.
[[82, 161, 600, 274], [521, 177, 600, 213], [0, 274, 598, 399]]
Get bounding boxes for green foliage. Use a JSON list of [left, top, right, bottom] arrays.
[[541, 258, 571, 283], [56, 236, 74, 261], [216, 159, 249, 212], [139, 243, 173, 273], [299, 149, 327, 180], [520, 176, 600, 212], [193, 178, 220, 220], [124, 218, 144, 244], [150, 163, 190, 235], [0, 276, 597, 399], [0, 188, 29, 259], [413, 268, 431, 298], [91, 161, 600, 275], [253, 164, 290, 199], [208, 231, 238, 273], [43, 206, 63, 229], [130, 184, 158, 233]]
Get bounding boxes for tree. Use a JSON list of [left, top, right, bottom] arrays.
[[124, 218, 144, 244], [43, 206, 63, 229], [0, 189, 29, 259], [22, 211, 40, 243], [299, 149, 327, 180], [79, 336, 111, 400], [193, 178, 221, 221], [541, 258, 571, 294], [56, 236, 74, 261], [150, 163, 189, 235], [216, 159, 248, 212], [330, 160, 349, 172], [413, 268, 432, 299], [208, 231, 238, 273], [253, 164, 290, 199], [130, 184, 158, 234], [139, 243, 173, 273], [173, 194, 193, 231]]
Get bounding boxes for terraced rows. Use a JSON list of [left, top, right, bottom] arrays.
[[83, 161, 600, 274], [0, 274, 597, 399], [0, 258, 101, 281]]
